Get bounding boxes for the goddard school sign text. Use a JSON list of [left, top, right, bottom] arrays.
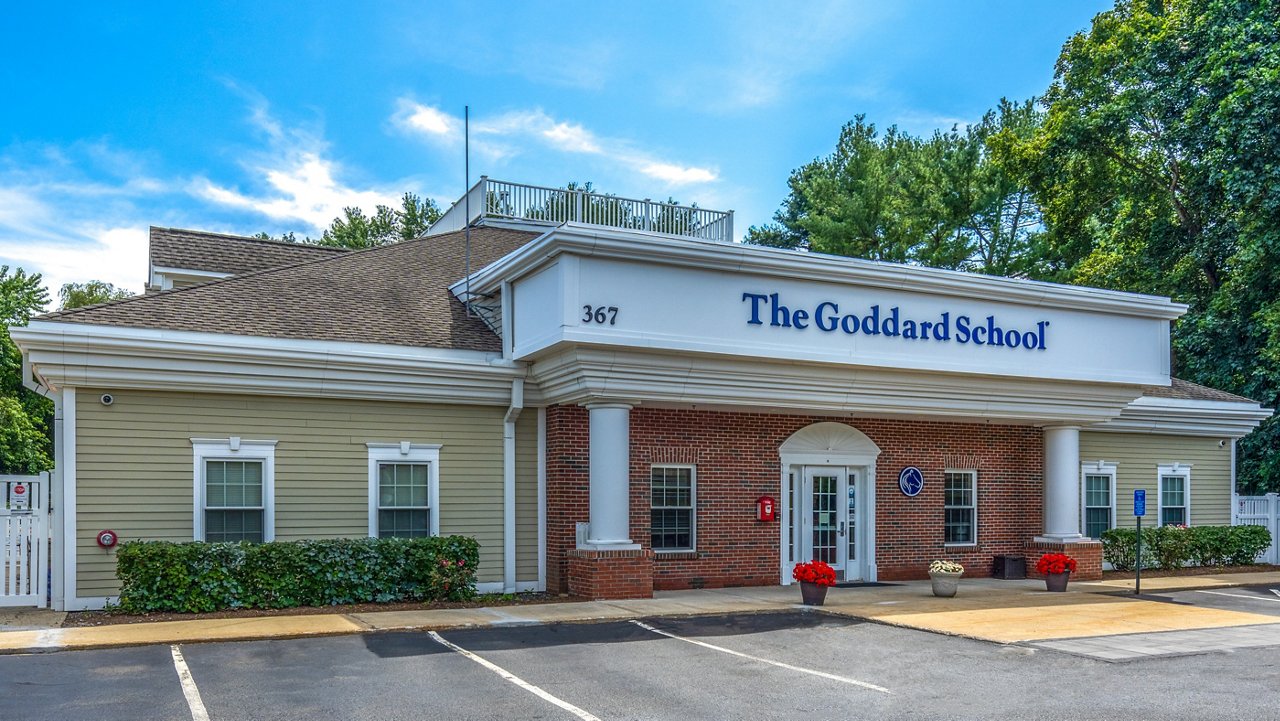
[[742, 292, 1050, 351]]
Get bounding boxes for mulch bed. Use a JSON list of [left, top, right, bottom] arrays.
[[1100, 563, 1279, 581], [62, 592, 575, 628]]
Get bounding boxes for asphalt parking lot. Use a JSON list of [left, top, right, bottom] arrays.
[[1147, 583, 1280, 616], [4, 610, 1280, 721]]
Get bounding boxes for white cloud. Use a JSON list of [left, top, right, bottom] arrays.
[[0, 188, 149, 299], [393, 101, 719, 187], [196, 106, 404, 231]]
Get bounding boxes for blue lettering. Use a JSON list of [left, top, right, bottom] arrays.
[[902, 319, 919, 340], [935, 312, 951, 341], [792, 309, 809, 330], [840, 314, 859, 334], [862, 304, 881, 335], [815, 302, 839, 332], [882, 306, 900, 337], [956, 315, 972, 343], [743, 293, 768, 325], [974, 325, 987, 345], [1037, 320, 1049, 350], [769, 293, 791, 328], [985, 315, 1003, 347]]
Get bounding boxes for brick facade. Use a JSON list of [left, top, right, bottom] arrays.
[[566, 548, 655, 599], [1024, 539, 1104, 581], [546, 405, 1048, 595]]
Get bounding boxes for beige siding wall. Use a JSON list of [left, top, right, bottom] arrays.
[[74, 388, 540, 598], [1079, 431, 1233, 530]]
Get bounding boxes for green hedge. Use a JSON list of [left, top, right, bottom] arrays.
[[1100, 525, 1272, 571], [115, 536, 480, 613]]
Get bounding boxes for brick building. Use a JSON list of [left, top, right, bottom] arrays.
[[12, 179, 1271, 610]]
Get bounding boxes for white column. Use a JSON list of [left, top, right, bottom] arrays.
[[1040, 425, 1083, 542], [584, 402, 638, 549]]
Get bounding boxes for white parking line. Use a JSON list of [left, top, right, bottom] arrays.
[[428, 631, 602, 721], [170, 645, 211, 721], [629, 620, 891, 694], [1196, 590, 1280, 604]]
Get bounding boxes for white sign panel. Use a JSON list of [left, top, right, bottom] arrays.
[[8, 482, 30, 512], [512, 256, 1171, 385]]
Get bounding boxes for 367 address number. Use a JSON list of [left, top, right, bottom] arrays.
[[582, 305, 619, 325]]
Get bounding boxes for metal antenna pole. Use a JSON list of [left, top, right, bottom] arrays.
[[464, 105, 472, 317]]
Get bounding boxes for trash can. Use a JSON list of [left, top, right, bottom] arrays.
[[992, 554, 1026, 580]]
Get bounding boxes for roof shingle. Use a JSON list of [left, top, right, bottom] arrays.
[[1143, 378, 1258, 404], [149, 226, 350, 276], [42, 227, 541, 352]]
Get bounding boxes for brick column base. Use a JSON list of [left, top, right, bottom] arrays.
[[566, 548, 655, 600], [1024, 539, 1103, 581]]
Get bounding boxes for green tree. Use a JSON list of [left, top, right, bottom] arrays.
[[318, 192, 442, 249], [0, 265, 52, 474], [748, 104, 1044, 276], [58, 280, 131, 310], [1016, 0, 1280, 491]]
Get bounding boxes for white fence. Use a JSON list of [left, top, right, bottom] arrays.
[[1235, 493, 1279, 565], [428, 177, 735, 243], [1, 473, 49, 607]]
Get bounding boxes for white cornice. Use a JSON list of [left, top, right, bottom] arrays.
[[1093, 396, 1273, 438], [453, 224, 1188, 320], [12, 321, 538, 406], [528, 346, 1147, 424]]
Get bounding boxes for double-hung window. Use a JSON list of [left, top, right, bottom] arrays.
[[650, 465, 695, 552], [368, 443, 441, 538], [192, 438, 276, 543], [1158, 464, 1191, 527], [943, 470, 977, 545], [1081, 462, 1116, 539]]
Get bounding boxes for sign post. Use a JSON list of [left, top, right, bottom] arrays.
[[1133, 489, 1146, 595]]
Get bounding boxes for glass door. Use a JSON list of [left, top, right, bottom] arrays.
[[802, 467, 848, 580]]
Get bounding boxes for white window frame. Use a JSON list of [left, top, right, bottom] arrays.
[[943, 468, 978, 547], [191, 437, 277, 542], [650, 464, 697, 553], [1157, 463, 1192, 527], [1080, 461, 1118, 538], [367, 442, 441, 538]]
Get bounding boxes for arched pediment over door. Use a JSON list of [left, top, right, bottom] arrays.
[[779, 421, 881, 467]]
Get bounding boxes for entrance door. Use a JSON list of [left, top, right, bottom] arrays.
[[803, 468, 865, 581]]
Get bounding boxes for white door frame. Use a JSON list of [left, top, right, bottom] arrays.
[[779, 422, 882, 585]]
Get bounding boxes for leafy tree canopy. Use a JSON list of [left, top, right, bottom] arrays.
[[318, 192, 442, 249], [59, 280, 131, 310], [0, 265, 52, 473]]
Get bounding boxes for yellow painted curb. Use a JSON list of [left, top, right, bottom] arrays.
[[0, 614, 364, 653]]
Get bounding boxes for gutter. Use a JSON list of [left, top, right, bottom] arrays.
[[503, 378, 524, 593]]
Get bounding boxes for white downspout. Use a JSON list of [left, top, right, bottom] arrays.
[[21, 352, 63, 610], [500, 280, 521, 593]]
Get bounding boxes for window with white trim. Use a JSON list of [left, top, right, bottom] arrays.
[[1158, 464, 1191, 527], [368, 443, 441, 538], [191, 438, 276, 543], [1081, 462, 1117, 539], [943, 470, 977, 545], [650, 465, 695, 551]]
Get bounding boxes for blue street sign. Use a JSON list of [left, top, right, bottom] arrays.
[[1134, 489, 1147, 517]]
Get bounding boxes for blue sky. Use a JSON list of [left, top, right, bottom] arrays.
[[1, 1, 1111, 298]]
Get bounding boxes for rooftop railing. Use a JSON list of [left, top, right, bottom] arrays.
[[427, 177, 734, 243]]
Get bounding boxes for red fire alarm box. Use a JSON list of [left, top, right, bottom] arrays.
[[756, 495, 777, 522]]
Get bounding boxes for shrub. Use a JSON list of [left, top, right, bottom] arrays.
[[1101, 525, 1272, 571], [115, 535, 480, 613]]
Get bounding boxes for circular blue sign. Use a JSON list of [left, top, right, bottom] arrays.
[[898, 466, 924, 497]]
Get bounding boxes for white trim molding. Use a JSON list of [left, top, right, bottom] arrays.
[[191, 438, 277, 542], [12, 321, 540, 407], [366, 442, 442, 539], [1080, 461, 1118, 538], [1157, 463, 1192, 527], [1095, 396, 1272, 437]]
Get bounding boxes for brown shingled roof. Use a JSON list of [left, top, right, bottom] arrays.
[[1143, 378, 1258, 404], [149, 226, 350, 275], [41, 227, 541, 352]]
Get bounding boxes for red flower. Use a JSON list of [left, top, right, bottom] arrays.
[[792, 560, 837, 586], [1035, 552, 1078, 575]]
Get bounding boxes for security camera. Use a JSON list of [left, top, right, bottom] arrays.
[[100, 394, 114, 406]]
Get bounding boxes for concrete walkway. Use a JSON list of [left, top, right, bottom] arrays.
[[2, 572, 1278, 654]]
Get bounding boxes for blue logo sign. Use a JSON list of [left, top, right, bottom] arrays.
[[742, 292, 1050, 351], [898, 467, 924, 497], [1134, 489, 1146, 517]]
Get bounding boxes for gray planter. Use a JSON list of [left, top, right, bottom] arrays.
[[929, 570, 963, 597]]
